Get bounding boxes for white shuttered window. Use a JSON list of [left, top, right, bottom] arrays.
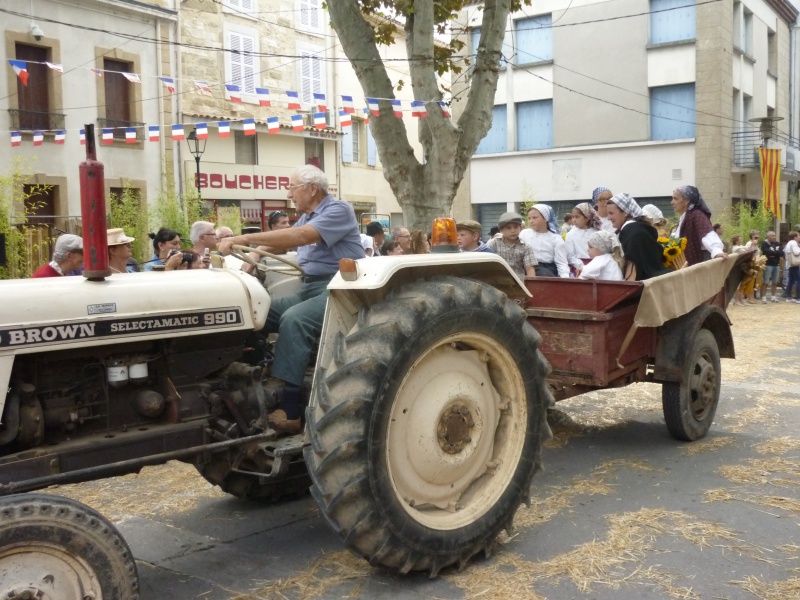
[[299, 50, 324, 104], [227, 30, 256, 94], [298, 0, 322, 33], [223, 0, 255, 16]]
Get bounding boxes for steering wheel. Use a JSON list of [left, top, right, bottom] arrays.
[[230, 244, 305, 277]]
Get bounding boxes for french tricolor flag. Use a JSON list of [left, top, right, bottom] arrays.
[[148, 125, 160, 142], [54, 130, 66, 144], [367, 98, 380, 117], [218, 121, 230, 137], [9, 60, 28, 86], [291, 114, 304, 131], [341, 95, 355, 114], [391, 99, 402, 118], [286, 91, 301, 110], [256, 88, 270, 107], [102, 128, 114, 144], [171, 124, 185, 141], [122, 72, 141, 84], [125, 127, 137, 143], [267, 117, 279, 134], [411, 101, 428, 118], [362, 107, 369, 125], [32, 131, 43, 146], [313, 93, 327, 112], [313, 113, 326, 130], [45, 62, 63, 73], [339, 110, 351, 128], [11, 131, 22, 147], [243, 118, 256, 136], [79, 129, 86, 145], [195, 80, 212, 95], [196, 123, 208, 140], [226, 84, 242, 103], [88, 68, 103, 78], [159, 77, 175, 94], [439, 101, 451, 117]]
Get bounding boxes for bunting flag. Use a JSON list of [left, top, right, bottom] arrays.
[[313, 93, 327, 112], [102, 128, 114, 144], [286, 91, 301, 110], [362, 107, 369, 125], [88, 68, 103, 78], [195, 80, 212, 95], [33, 131, 43, 146], [218, 121, 230, 137], [226, 84, 242, 103], [411, 101, 428, 118], [122, 72, 141, 83], [291, 114, 304, 131], [367, 98, 380, 116], [267, 116, 279, 133], [341, 95, 355, 114], [8, 59, 29, 86], [54, 130, 66, 144], [79, 129, 86, 145], [439, 101, 451, 117], [339, 110, 351, 128], [11, 131, 22, 147], [159, 77, 175, 94], [125, 127, 137, 143], [256, 87, 271, 107], [171, 124, 185, 141], [45, 62, 63, 73], [148, 125, 160, 142], [313, 113, 326, 130], [759, 147, 781, 219], [196, 123, 208, 139], [243, 118, 256, 136], [390, 99, 402, 118]]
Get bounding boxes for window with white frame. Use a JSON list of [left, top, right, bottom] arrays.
[[649, 0, 695, 45], [298, 49, 325, 105], [226, 28, 257, 94], [297, 0, 323, 33], [222, 0, 255, 17], [515, 15, 552, 64], [650, 83, 695, 140], [475, 105, 507, 154], [352, 121, 361, 163]]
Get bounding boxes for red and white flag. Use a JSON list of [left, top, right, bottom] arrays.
[[390, 100, 402, 118], [196, 123, 208, 139], [8, 60, 28, 86], [226, 84, 242, 103], [339, 110, 351, 128], [148, 125, 160, 142], [88, 68, 103, 78], [125, 127, 137, 144], [291, 114, 304, 131], [171, 124, 185, 141], [341, 95, 355, 114], [267, 117, 279, 133], [79, 129, 86, 145], [102, 128, 114, 144], [195, 80, 212, 95], [54, 130, 66, 144], [45, 62, 63, 72], [363, 107, 370, 125], [10, 131, 21, 147], [256, 88, 271, 107], [286, 91, 301, 110], [411, 101, 428, 117], [159, 77, 175, 94], [367, 98, 380, 116], [313, 113, 326, 130], [218, 121, 230, 137], [313, 93, 327, 112], [122, 72, 141, 83], [243, 118, 256, 136], [32, 131, 43, 146], [439, 101, 451, 117]]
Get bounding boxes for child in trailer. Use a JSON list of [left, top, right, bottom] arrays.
[[578, 230, 625, 281]]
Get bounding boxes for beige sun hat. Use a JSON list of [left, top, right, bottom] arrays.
[[107, 228, 135, 246]]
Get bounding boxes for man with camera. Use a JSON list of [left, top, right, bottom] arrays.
[[218, 164, 364, 434]]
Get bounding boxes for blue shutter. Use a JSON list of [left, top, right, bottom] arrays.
[[366, 124, 376, 166], [475, 105, 508, 155], [650, 0, 696, 44], [650, 83, 695, 140], [516, 100, 553, 150], [515, 15, 552, 64], [341, 126, 353, 163], [472, 28, 481, 61]]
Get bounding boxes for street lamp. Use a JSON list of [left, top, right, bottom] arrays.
[[186, 128, 206, 198]]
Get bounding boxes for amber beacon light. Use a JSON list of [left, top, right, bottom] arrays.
[[430, 218, 459, 253]]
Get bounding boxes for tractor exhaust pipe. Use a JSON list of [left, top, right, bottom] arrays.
[[80, 124, 111, 280]]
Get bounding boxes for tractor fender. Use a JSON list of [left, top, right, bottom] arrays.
[[653, 303, 734, 383]]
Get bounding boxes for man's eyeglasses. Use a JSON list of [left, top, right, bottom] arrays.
[[288, 183, 308, 192]]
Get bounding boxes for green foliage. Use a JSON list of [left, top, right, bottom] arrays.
[[216, 206, 245, 234], [149, 186, 203, 250], [108, 186, 150, 262], [715, 200, 775, 246], [788, 191, 800, 230], [518, 179, 537, 226]]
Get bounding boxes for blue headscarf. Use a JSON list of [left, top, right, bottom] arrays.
[[592, 187, 610, 205], [531, 204, 560, 234]]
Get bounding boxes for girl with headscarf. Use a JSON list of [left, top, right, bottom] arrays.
[[670, 185, 726, 266], [519, 204, 570, 277], [605, 193, 671, 281], [591, 187, 617, 232], [578, 230, 625, 281], [565, 202, 602, 274]]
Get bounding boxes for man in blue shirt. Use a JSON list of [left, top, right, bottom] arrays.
[[220, 164, 364, 433]]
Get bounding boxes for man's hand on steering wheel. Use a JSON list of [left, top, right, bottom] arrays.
[[218, 237, 237, 256]]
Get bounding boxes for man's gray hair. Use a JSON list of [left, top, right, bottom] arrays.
[[190, 221, 215, 244], [390, 226, 407, 238], [293, 164, 328, 194], [215, 226, 234, 237]]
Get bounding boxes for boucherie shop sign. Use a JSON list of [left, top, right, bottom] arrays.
[[184, 162, 304, 200]]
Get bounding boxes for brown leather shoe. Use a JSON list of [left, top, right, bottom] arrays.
[[268, 409, 302, 435]]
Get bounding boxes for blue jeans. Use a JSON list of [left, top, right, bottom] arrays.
[[265, 279, 330, 386], [763, 264, 780, 286], [787, 266, 800, 300]]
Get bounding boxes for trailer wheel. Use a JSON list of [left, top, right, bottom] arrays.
[[305, 277, 549, 576], [662, 329, 721, 441], [0, 493, 138, 600]]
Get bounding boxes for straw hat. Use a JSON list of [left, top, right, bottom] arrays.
[[107, 228, 135, 246]]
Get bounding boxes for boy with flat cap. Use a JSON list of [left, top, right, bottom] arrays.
[[456, 220, 494, 253], [487, 212, 537, 278]]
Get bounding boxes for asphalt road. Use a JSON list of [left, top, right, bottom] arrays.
[[52, 300, 800, 599]]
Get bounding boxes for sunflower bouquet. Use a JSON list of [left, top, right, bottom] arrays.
[[657, 236, 688, 270]]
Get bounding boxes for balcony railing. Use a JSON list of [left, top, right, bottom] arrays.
[[96, 118, 146, 142], [732, 128, 800, 171], [8, 109, 66, 131]]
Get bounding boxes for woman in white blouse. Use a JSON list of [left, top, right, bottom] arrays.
[[520, 204, 571, 278], [565, 202, 602, 276]]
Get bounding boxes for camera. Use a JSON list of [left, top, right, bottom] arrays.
[[168, 249, 193, 263], [30, 23, 44, 41]]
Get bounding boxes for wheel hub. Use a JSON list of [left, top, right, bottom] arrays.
[[437, 404, 475, 454], [690, 355, 716, 418]]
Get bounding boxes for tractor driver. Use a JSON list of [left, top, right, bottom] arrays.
[[218, 164, 365, 435]]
